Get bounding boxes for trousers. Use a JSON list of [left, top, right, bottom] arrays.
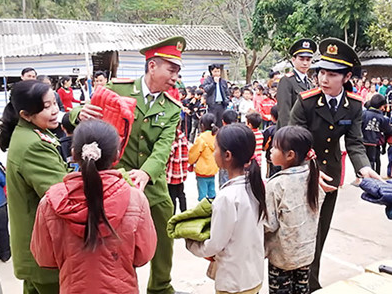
[[309, 190, 338, 292], [23, 280, 59, 294], [148, 198, 175, 294]]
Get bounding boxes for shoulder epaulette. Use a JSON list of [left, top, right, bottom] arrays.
[[346, 91, 363, 102], [285, 72, 295, 77], [164, 92, 182, 108], [111, 78, 135, 84], [34, 129, 58, 145], [300, 88, 322, 100]]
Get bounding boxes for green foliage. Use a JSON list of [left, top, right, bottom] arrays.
[[252, 0, 374, 56], [368, 0, 392, 56]]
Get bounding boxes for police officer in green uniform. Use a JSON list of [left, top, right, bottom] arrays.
[[0, 80, 67, 294], [77, 36, 186, 294], [276, 38, 317, 129], [289, 38, 381, 292]]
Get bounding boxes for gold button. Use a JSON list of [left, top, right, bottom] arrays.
[[325, 149, 329, 153], [144, 118, 149, 123], [329, 125, 334, 130], [327, 138, 331, 142], [139, 152, 144, 157], [322, 160, 327, 165], [140, 135, 144, 140]]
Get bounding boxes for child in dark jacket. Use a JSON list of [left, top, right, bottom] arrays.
[[362, 94, 392, 174], [263, 105, 281, 178]]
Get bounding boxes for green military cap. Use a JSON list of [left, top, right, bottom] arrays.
[[289, 38, 317, 57], [140, 36, 186, 67], [317, 38, 361, 70]]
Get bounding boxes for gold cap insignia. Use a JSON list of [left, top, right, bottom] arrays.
[[303, 41, 310, 48], [176, 41, 184, 52], [327, 44, 338, 55]]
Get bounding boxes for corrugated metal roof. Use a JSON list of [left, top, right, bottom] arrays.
[[358, 49, 390, 59], [0, 18, 244, 57]]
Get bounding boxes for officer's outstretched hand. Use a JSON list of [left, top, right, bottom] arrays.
[[129, 169, 150, 191], [319, 171, 338, 193], [79, 104, 103, 121], [359, 166, 382, 181]]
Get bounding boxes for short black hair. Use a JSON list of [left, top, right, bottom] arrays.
[[195, 89, 203, 96], [222, 109, 238, 124], [242, 87, 253, 95], [21, 67, 37, 76], [370, 94, 386, 109], [61, 112, 75, 134], [94, 71, 107, 79], [246, 112, 262, 129], [270, 105, 278, 120]]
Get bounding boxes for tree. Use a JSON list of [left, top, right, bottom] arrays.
[[368, 0, 392, 57], [252, 0, 374, 57], [201, 0, 271, 83], [319, 0, 374, 49]]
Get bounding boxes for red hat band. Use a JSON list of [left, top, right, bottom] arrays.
[[145, 45, 182, 61]]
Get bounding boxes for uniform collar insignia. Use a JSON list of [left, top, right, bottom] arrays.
[[133, 84, 140, 94], [317, 96, 325, 106], [159, 98, 165, 106], [344, 97, 349, 107]]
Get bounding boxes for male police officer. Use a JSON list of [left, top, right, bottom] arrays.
[[289, 38, 381, 292], [78, 36, 186, 294], [277, 39, 317, 129]]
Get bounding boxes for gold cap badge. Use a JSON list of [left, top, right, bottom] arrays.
[[176, 41, 184, 52], [327, 44, 338, 55], [303, 41, 310, 48]]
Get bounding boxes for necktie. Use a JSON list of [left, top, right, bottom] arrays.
[[146, 94, 154, 109], [329, 98, 337, 116], [304, 78, 310, 90]]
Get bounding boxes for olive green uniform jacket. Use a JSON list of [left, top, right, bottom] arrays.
[[277, 71, 311, 129], [6, 119, 67, 283], [106, 78, 181, 206], [289, 88, 370, 187]]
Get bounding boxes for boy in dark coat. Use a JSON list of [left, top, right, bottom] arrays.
[[362, 94, 392, 174]]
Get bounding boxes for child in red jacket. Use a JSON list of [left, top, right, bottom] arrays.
[[31, 120, 156, 294]]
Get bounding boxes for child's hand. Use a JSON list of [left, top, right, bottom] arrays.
[[319, 171, 338, 193]]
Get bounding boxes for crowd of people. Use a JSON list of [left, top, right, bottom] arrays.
[[0, 34, 389, 294]]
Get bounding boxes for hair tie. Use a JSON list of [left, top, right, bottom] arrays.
[[306, 148, 317, 161], [82, 142, 101, 161]]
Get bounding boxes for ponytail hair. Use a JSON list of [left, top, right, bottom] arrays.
[[216, 123, 266, 220], [0, 80, 49, 151], [273, 126, 319, 212], [200, 113, 218, 135], [72, 120, 120, 250]]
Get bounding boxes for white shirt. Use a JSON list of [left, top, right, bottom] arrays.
[[141, 76, 160, 108], [293, 68, 307, 84], [325, 87, 344, 109], [238, 98, 254, 123], [187, 175, 264, 292]]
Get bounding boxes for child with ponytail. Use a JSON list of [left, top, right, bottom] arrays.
[[187, 123, 266, 294], [189, 113, 219, 201], [264, 125, 324, 294], [31, 120, 157, 293]]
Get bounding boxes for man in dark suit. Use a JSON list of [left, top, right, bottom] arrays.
[[277, 38, 317, 129], [290, 38, 381, 293], [202, 64, 230, 127]]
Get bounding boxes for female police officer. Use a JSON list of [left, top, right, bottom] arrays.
[[289, 38, 381, 292]]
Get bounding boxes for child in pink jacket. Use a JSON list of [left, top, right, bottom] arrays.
[[31, 120, 157, 294]]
